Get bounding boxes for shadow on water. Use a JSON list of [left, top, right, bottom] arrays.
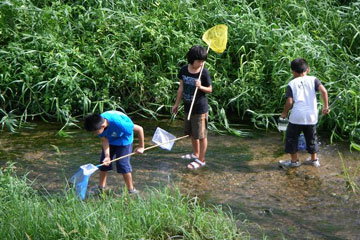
[[1, 119, 360, 239]]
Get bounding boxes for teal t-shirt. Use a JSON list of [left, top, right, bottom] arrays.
[[98, 111, 134, 146]]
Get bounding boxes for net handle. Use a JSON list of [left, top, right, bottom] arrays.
[[98, 135, 189, 166]]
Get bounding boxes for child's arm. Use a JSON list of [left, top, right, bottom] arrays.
[[281, 97, 293, 118], [172, 80, 184, 114], [101, 137, 111, 166], [195, 81, 212, 94], [319, 85, 329, 115], [195, 68, 212, 94], [133, 124, 145, 154]]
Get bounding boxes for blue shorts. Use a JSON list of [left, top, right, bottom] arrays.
[[285, 123, 318, 154], [99, 144, 132, 173]]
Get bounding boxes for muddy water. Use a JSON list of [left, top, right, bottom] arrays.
[[0, 120, 359, 239]]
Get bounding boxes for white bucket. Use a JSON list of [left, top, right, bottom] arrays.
[[277, 118, 289, 132]]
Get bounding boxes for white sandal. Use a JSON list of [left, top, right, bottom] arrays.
[[181, 153, 197, 160], [188, 159, 206, 169]]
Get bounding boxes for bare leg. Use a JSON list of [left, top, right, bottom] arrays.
[[122, 172, 134, 191], [99, 171, 107, 188], [310, 153, 317, 161], [290, 152, 298, 162], [188, 137, 207, 169], [191, 137, 200, 158], [198, 137, 207, 162]]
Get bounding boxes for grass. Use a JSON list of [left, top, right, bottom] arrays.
[[339, 152, 360, 194], [0, 163, 250, 239], [0, 0, 359, 148]]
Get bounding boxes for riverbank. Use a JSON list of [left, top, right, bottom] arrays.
[[0, 164, 247, 239]]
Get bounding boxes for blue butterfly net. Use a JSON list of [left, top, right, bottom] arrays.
[[69, 164, 99, 200]]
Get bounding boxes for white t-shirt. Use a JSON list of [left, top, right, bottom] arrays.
[[287, 76, 321, 125]]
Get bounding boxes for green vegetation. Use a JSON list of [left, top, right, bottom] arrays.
[[1, 0, 359, 147], [0, 163, 248, 239], [339, 152, 360, 194]]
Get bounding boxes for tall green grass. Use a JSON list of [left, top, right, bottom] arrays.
[[0, 163, 248, 239], [0, 0, 359, 147]]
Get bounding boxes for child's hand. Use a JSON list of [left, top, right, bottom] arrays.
[[322, 107, 330, 115], [172, 105, 178, 114], [135, 147, 144, 154], [195, 80, 201, 88], [102, 157, 111, 166], [278, 117, 289, 123]]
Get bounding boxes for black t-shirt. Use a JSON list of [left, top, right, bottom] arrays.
[[177, 65, 211, 114]]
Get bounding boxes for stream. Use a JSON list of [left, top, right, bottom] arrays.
[[0, 119, 359, 239]]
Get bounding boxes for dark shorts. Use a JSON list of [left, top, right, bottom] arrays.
[[285, 123, 318, 154], [99, 144, 132, 173], [184, 112, 208, 139]]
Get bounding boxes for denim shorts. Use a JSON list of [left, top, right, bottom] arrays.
[[285, 123, 318, 154], [99, 144, 132, 173]]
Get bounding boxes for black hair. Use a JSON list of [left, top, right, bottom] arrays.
[[291, 58, 309, 74], [84, 113, 104, 131], [186, 45, 207, 64]]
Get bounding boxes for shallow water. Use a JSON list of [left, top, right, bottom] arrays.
[[0, 119, 359, 239]]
